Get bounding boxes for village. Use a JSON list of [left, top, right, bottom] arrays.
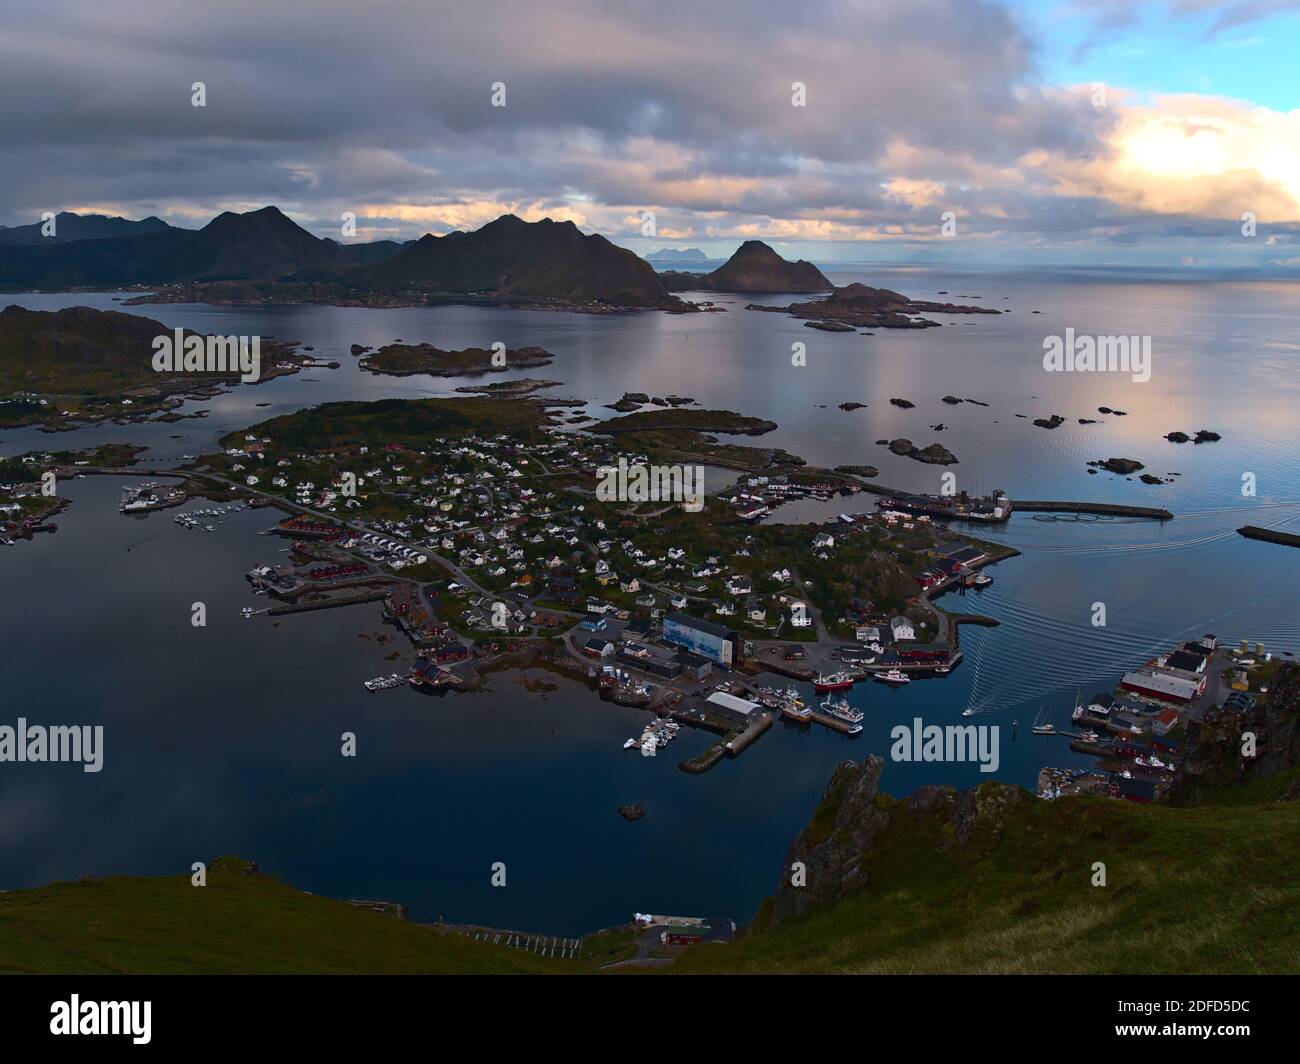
[[192, 407, 1020, 770]]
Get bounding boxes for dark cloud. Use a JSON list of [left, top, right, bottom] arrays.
[[0, 0, 1287, 263]]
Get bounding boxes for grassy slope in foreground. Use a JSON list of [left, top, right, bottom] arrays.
[[0, 858, 567, 975], [671, 768, 1300, 975]]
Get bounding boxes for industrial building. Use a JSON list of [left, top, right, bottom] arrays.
[[662, 612, 740, 668]]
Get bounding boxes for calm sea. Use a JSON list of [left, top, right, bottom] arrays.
[[2, 264, 1298, 934]]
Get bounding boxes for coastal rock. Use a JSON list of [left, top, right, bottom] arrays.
[[1194, 429, 1221, 443], [839, 402, 867, 411], [769, 757, 891, 927], [1139, 473, 1165, 485], [1166, 663, 1300, 806], [1091, 457, 1145, 475], [349, 344, 370, 355], [834, 464, 879, 478], [1165, 431, 1191, 443], [618, 804, 646, 822], [889, 398, 915, 409], [1033, 415, 1066, 430], [941, 395, 963, 405], [885, 438, 958, 464], [805, 320, 855, 332], [768, 758, 1025, 929]]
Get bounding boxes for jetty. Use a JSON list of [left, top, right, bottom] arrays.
[[1016, 500, 1173, 520], [1237, 525, 1300, 549]]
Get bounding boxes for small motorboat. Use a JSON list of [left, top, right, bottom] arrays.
[[874, 669, 910, 686]]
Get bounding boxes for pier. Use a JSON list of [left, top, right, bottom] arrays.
[[266, 590, 389, 615], [1015, 500, 1173, 520], [1237, 525, 1300, 549]]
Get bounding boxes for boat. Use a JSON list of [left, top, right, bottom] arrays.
[[814, 671, 854, 692], [874, 669, 910, 686], [1030, 705, 1055, 735], [240, 607, 253, 619], [972, 573, 992, 587], [934, 664, 950, 674], [820, 695, 863, 724], [781, 701, 813, 723], [961, 708, 974, 717], [623, 738, 639, 750]]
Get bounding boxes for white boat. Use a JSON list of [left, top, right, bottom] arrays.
[[1030, 705, 1055, 734], [623, 738, 639, 750], [820, 696, 864, 724], [961, 708, 974, 717], [972, 573, 992, 587], [874, 669, 909, 686]]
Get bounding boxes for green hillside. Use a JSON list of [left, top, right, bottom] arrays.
[[0, 857, 569, 975], [672, 768, 1300, 975]]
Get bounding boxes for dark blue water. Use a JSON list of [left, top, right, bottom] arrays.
[[2, 266, 1298, 934]]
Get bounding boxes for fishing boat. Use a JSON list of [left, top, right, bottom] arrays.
[[814, 671, 854, 692], [781, 701, 813, 723], [821, 695, 863, 724], [874, 669, 909, 686]]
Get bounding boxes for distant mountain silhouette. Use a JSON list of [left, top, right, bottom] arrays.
[[645, 247, 711, 263], [0, 211, 175, 247], [0, 206, 405, 288], [331, 214, 677, 307], [660, 240, 831, 292]]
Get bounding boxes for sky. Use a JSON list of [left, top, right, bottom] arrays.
[[1, 0, 1298, 266]]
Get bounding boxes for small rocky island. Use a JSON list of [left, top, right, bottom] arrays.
[[359, 343, 554, 377], [753, 282, 1001, 330], [884, 438, 958, 465]]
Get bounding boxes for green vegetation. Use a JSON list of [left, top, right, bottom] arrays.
[[672, 772, 1300, 975], [0, 857, 569, 975], [359, 343, 553, 377], [224, 396, 550, 453], [594, 408, 777, 436]]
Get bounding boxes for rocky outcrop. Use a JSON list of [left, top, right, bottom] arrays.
[[1091, 457, 1144, 475], [769, 757, 1025, 928], [1165, 663, 1300, 806], [884, 438, 958, 464], [770, 757, 892, 926]]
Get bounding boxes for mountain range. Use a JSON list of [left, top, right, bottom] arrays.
[[0, 207, 682, 309], [0, 207, 407, 288], [0, 211, 174, 246]]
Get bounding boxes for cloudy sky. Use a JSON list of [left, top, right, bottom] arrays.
[[2, 0, 1298, 265]]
